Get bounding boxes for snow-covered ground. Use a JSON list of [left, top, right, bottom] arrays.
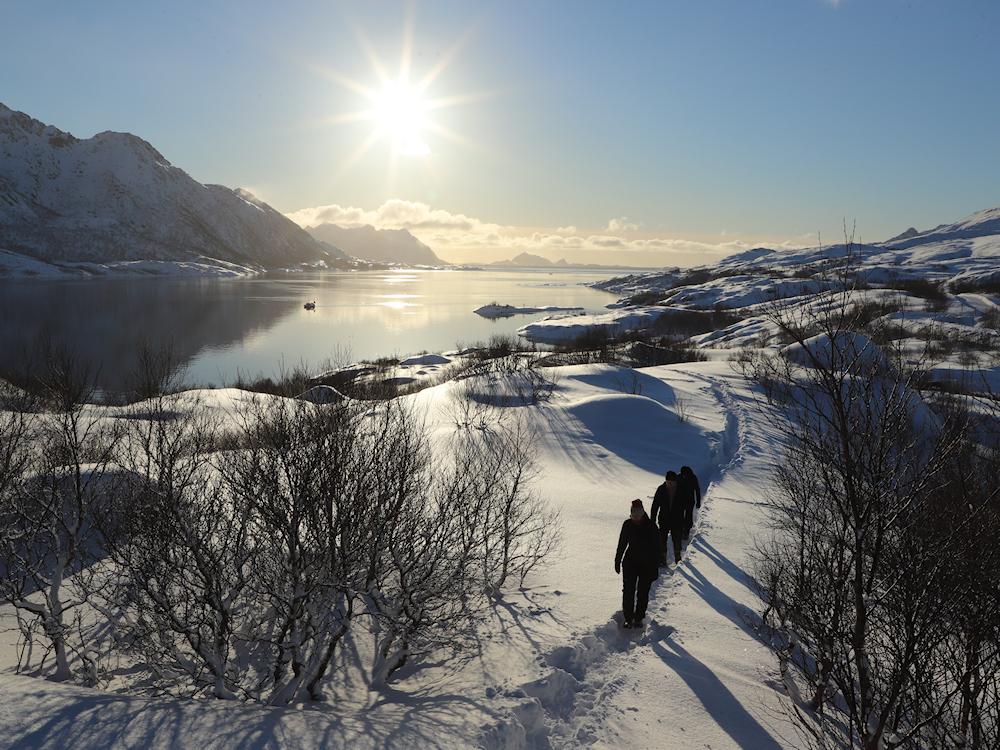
[[0, 360, 801, 748], [0, 249, 257, 279], [4, 202, 1000, 747]]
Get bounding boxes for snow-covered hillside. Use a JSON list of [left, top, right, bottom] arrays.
[[714, 207, 1000, 284], [515, 204, 1000, 396], [0, 103, 346, 271]]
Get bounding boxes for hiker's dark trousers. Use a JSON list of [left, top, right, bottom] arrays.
[[622, 562, 655, 621], [660, 523, 683, 562], [683, 501, 696, 538]]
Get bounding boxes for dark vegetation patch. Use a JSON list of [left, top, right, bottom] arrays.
[[550, 327, 707, 367], [881, 278, 949, 311], [650, 308, 743, 338], [982, 307, 1000, 330]]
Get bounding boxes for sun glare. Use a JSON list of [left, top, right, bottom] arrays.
[[371, 80, 430, 157], [313, 16, 482, 179]]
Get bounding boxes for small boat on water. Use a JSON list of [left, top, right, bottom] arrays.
[[303, 301, 316, 310]]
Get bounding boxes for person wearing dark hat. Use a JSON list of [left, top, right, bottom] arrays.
[[614, 499, 660, 628], [678, 465, 702, 540], [651, 470, 685, 565]]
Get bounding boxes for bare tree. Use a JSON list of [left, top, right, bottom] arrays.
[[0, 349, 121, 682], [220, 395, 365, 704], [743, 242, 1000, 748], [103, 385, 253, 699]]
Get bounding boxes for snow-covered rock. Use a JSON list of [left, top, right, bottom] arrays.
[[474, 303, 585, 319], [295, 385, 347, 404], [664, 275, 840, 310], [398, 353, 452, 366]]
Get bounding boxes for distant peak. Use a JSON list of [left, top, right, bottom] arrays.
[[885, 227, 920, 243], [91, 130, 169, 162], [0, 102, 77, 145]]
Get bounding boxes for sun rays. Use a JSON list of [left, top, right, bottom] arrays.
[[312, 12, 483, 189]]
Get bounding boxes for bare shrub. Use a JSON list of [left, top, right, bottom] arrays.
[[949, 278, 1000, 296], [101, 387, 559, 700], [628, 340, 708, 367], [649, 307, 742, 338], [742, 237, 1000, 748], [554, 327, 616, 363], [882, 278, 948, 304], [103, 389, 250, 699], [464, 352, 560, 406], [461, 417, 560, 591]]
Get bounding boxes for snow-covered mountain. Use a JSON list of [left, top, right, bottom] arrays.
[[304, 223, 446, 266], [706, 203, 1000, 287], [0, 103, 344, 270]]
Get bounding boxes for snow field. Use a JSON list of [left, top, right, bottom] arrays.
[[0, 361, 800, 748]]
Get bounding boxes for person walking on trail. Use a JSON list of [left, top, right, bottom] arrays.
[[614, 499, 660, 629], [678, 465, 702, 541], [651, 470, 685, 565]]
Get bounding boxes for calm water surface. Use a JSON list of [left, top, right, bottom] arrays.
[[0, 268, 622, 390]]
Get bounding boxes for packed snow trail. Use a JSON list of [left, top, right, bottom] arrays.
[[480, 364, 796, 748]]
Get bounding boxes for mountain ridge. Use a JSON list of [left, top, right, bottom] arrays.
[[0, 102, 344, 271]]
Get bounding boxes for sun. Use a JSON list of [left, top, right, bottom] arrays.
[[312, 16, 483, 177], [371, 79, 430, 157]]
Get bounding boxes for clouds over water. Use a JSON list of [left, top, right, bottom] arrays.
[[286, 199, 799, 266]]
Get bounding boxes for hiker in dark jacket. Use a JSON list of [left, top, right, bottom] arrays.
[[614, 499, 660, 628], [651, 470, 685, 565], [678, 465, 702, 540]]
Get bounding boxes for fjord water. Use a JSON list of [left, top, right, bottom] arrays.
[[0, 268, 621, 391]]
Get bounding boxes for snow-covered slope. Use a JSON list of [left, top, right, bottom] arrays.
[[884, 205, 1000, 250], [0, 362, 799, 749], [710, 205, 1000, 283], [304, 223, 446, 266], [0, 103, 344, 269]]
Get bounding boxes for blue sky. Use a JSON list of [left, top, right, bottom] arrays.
[[3, 0, 999, 264]]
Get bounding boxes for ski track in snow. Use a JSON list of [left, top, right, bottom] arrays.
[[481, 370, 755, 749]]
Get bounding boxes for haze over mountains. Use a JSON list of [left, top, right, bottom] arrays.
[[490, 251, 646, 270], [491, 251, 566, 268], [303, 223, 446, 266], [0, 103, 350, 274]]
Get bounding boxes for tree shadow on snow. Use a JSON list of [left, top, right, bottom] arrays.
[[6, 676, 495, 750], [649, 639, 783, 749], [678, 563, 763, 645], [689, 537, 758, 596]]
